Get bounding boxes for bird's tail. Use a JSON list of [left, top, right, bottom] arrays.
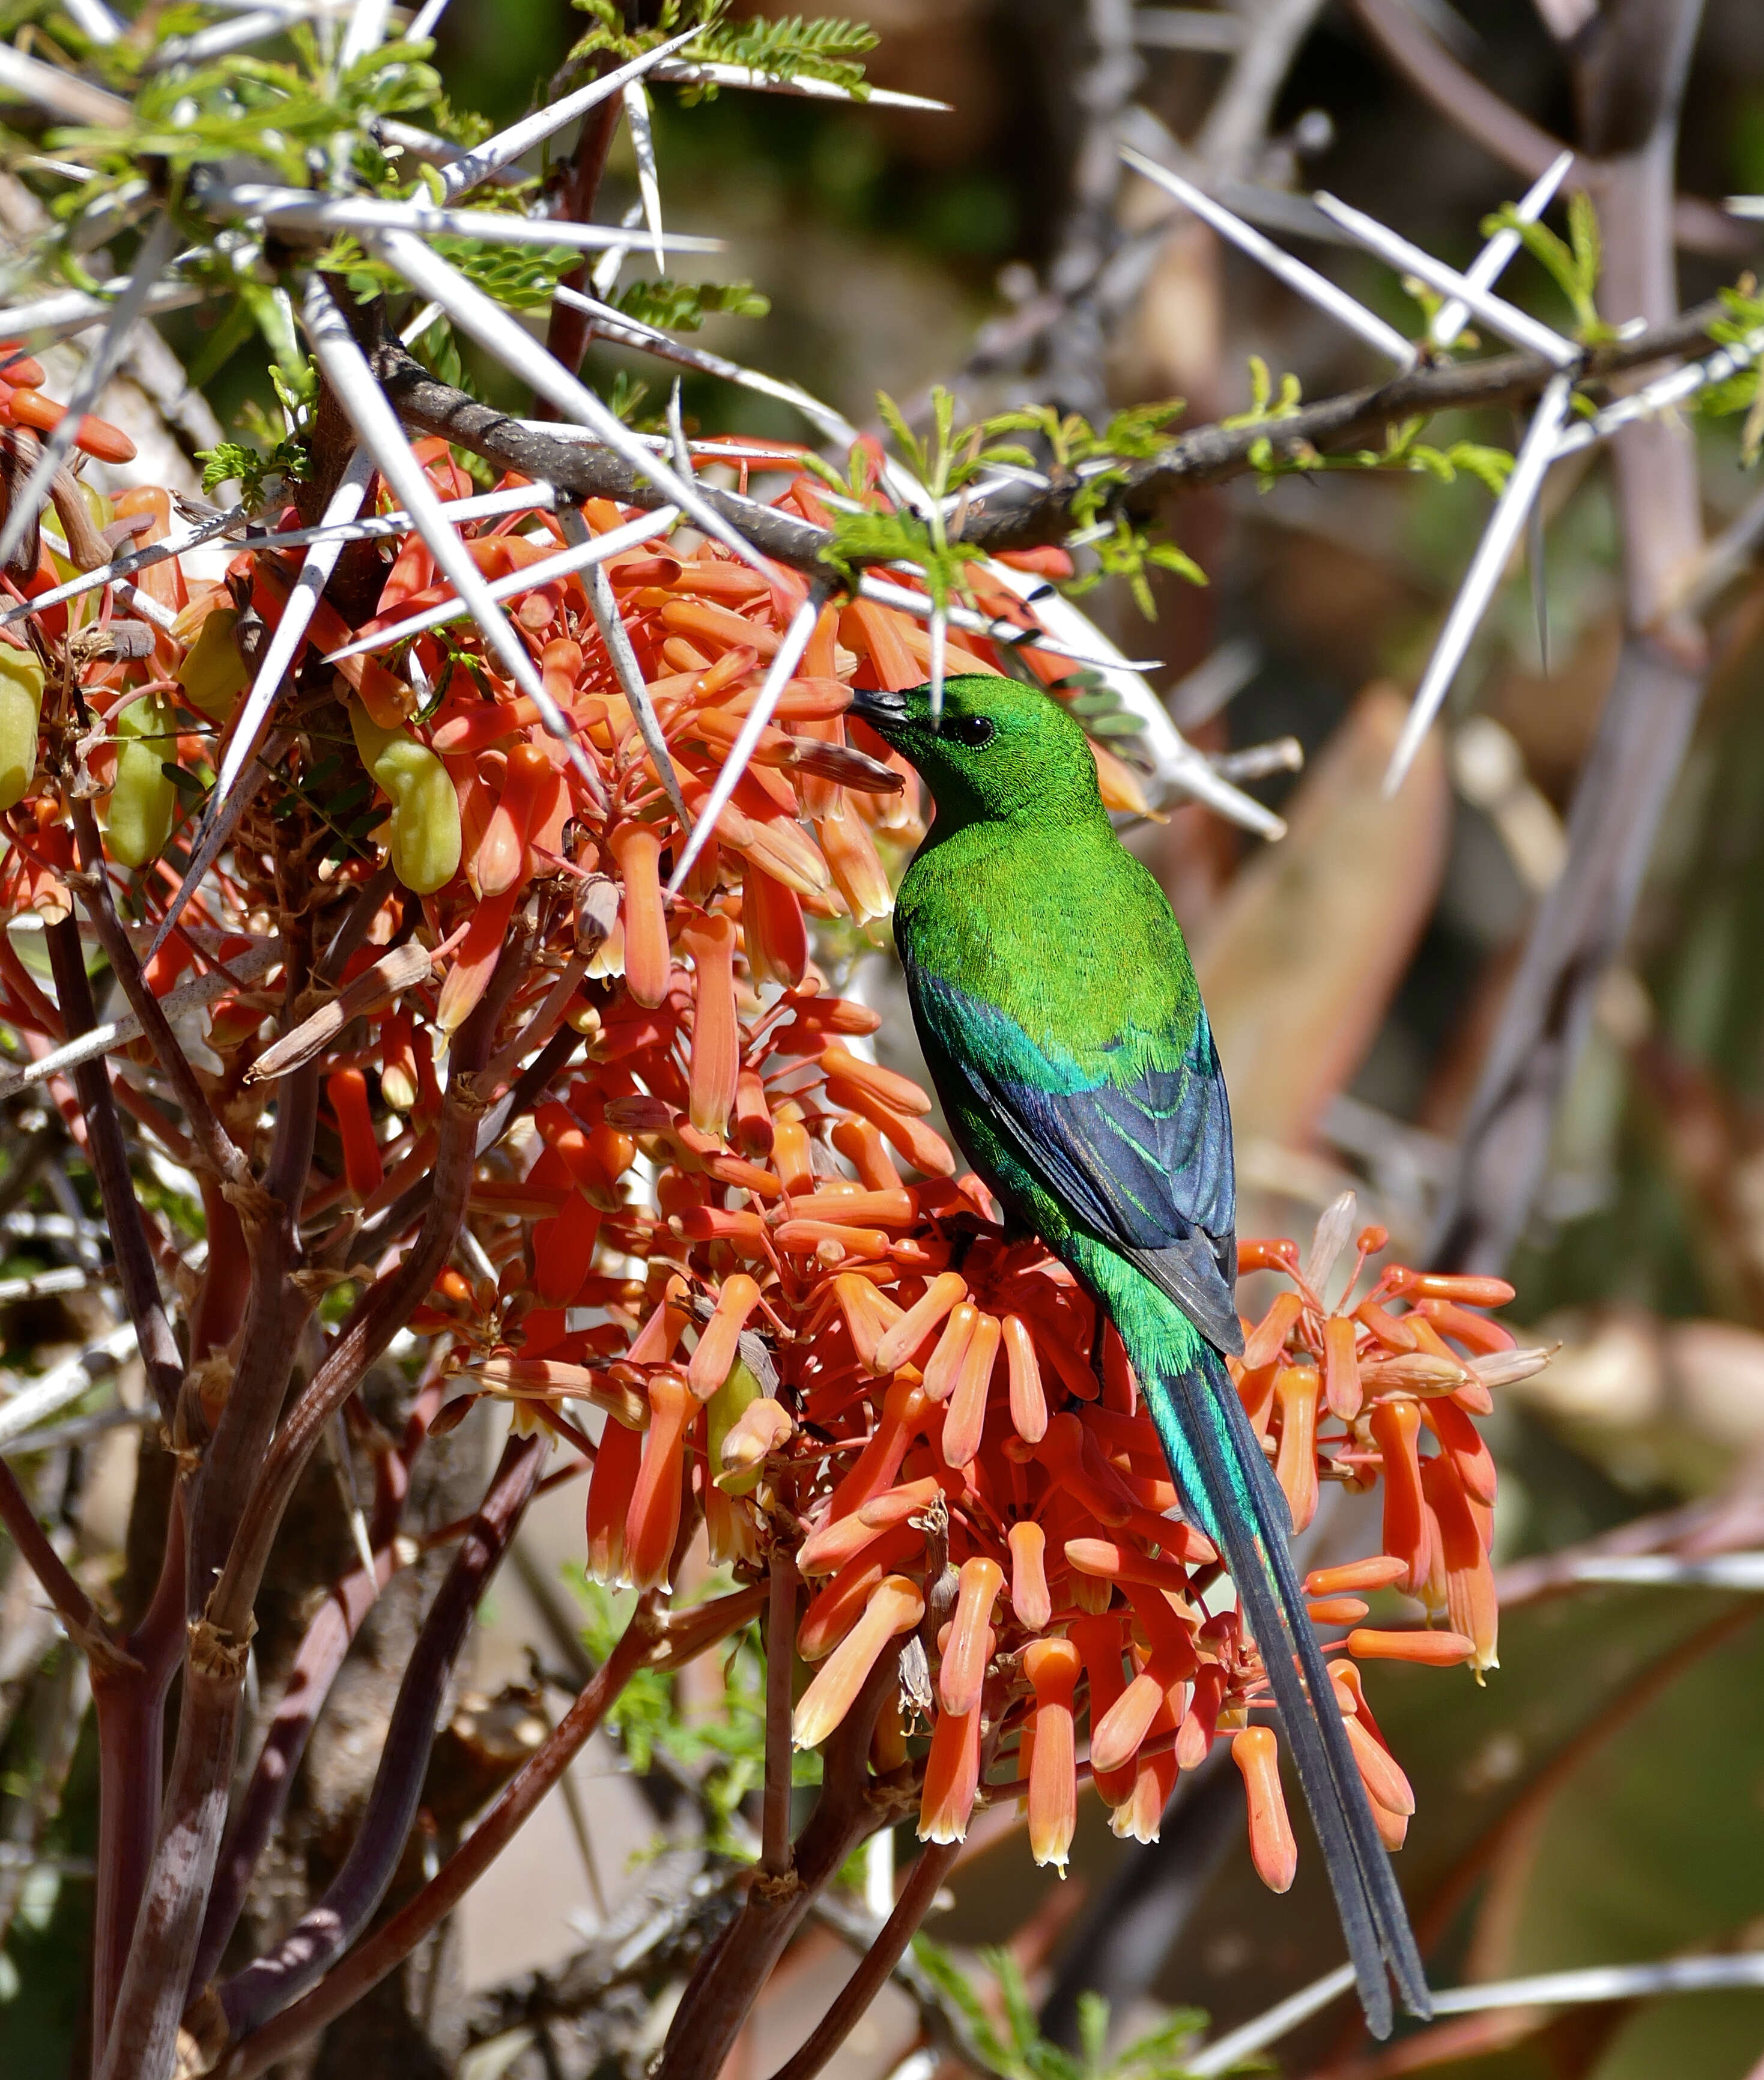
[[1143, 1342, 1432, 2040]]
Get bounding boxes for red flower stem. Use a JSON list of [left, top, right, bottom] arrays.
[[763, 1839, 964, 2080], [215, 1431, 547, 2040], [42, 912, 183, 1420], [653, 1640, 912, 2080], [762, 1542, 799, 1879]]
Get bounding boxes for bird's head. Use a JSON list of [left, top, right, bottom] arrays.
[[847, 673, 1102, 831]]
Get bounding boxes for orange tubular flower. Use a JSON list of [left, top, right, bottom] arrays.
[[918, 1654, 989, 1845], [1233, 1727, 1298, 1894], [793, 1574, 924, 1750], [679, 912, 739, 1141], [938, 1556, 1004, 1716], [623, 1368, 694, 1591], [1022, 1638, 1082, 1872]]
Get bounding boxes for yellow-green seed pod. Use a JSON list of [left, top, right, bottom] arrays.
[[0, 647, 45, 811], [705, 1353, 766, 1497], [177, 607, 249, 723], [105, 693, 179, 868], [350, 700, 461, 894]]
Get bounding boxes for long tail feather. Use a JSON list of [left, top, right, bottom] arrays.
[[1144, 1345, 1432, 2039]]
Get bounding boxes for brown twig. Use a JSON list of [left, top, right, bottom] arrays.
[[0, 1449, 117, 1656], [765, 1839, 963, 2080], [41, 915, 182, 1422]]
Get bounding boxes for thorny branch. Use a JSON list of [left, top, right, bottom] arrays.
[[377, 302, 1740, 575]]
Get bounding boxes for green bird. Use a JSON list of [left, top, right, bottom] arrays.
[[849, 672, 1431, 2038]]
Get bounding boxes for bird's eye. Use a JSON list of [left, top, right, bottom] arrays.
[[945, 714, 996, 748]]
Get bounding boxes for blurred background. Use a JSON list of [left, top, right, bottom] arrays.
[[11, 1, 1764, 2075]]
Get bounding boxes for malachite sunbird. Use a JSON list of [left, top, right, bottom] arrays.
[[849, 672, 1431, 2037]]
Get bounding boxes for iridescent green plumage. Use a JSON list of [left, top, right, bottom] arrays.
[[852, 673, 1429, 2038]]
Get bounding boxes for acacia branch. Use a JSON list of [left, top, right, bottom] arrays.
[[376, 303, 1739, 571]]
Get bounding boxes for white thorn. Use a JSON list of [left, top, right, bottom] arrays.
[[623, 80, 667, 276], [60, 0, 124, 43], [438, 28, 703, 201], [553, 282, 862, 445], [338, 0, 392, 68], [204, 185, 721, 257], [369, 228, 772, 575], [927, 606, 947, 727], [647, 59, 951, 111], [0, 44, 129, 124], [0, 277, 208, 344], [408, 0, 454, 34], [324, 504, 678, 661], [1313, 190, 1580, 367], [668, 590, 823, 895], [1384, 371, 1574, 796], [1121, 147, 1416, 370], [584, 553, 694, 835], [300, 272, 601, 799], [1432, 149, 1574, 350]]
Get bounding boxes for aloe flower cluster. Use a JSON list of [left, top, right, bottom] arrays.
[[0, 360, 1541, 1941]]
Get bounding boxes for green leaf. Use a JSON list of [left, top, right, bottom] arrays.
[[614, 276, 771, 332]]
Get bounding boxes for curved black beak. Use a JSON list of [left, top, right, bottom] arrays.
[[846, 686, 910, 730]]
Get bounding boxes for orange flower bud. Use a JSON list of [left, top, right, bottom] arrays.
[[1241, 1290, 1303, 1370], [1341, 1709, 1414, 1816], [1022, 1638, 1082, 1872], [436, 884, 518, 1036], [1176, 1660, 1225, 1769], [688, 1273, 761, 1399], [1001, 1313, 1047, 1445], [734, 1068, 774, 1157], [1413, 1296, 1516, 1356], [586, 1413, 644, 1584], [1420, 1397, 1498, 1509], [939, 1556, 1005, 1715], [1068, 1615, 1135, 1804], [1421, 1453, 1499, 1673], [1233, 1727, 1297, 1893], [771, 1105, 814, 1193], [824, 1075, 956, 1177], [327, 1067, 382, 1200], [533, 1192, 601, 1306], [1238, 1239, 1300, 1275], [918, 1690, 986, 1845], [816, 807, 894, 926], [679, 912, 738, 1142], [1007, 1520, 1051, 1630], [1369, 1397, 1428, 1594], [1382, 1268, 1515, 1308], [858, 1475, 947, 1530], [477, 741, 550, 897], [942, 1309, 1001, 1468], [1323, 1312, 1362, 1421], [820, 1043, 931, 1117], [624, 1370, 694, 1591], [1273, 1364, 1320, 1532], [1090, 1644, 1187, 1776], [1345, 1628, 1475, 1666], [742, 863, 808, 988], [820, 1375, 934, 1526], [1304, 1555, 1410, 1598], [717, 1395, 793, 1484], [871, 1272, 968, 1375], [798, 1523, 924, 1658], [609, 822, 668, 1009], [793, 1574, 924, 1749], [1305, 1595, 1371, 1627]]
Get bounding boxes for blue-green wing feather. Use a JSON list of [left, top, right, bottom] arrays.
[[909, 972, 1243, 1354]]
